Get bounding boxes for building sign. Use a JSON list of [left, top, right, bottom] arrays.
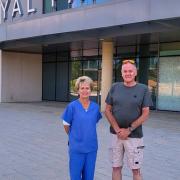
[[0, 0, 38, 20]]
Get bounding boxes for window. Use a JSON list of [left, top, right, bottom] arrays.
[[57, 0, 68, 11], [158, 57, 180, 111], [43, 0, 54, 13], [44, 0, 112, 13]]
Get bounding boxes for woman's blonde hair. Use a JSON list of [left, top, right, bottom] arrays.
[[75, 76, 93, 92]]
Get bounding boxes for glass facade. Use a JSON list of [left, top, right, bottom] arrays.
[[42, 41, 159, 109], [157, 42, 180, 111], [69, 57, 101, 103], [43, 0, 111, 13], [158, 57, 180, 111], [113, 43, 158, 109], [42, 42, 102, 103], [42, 40, 180, 111], [43, 0, 54, 13]]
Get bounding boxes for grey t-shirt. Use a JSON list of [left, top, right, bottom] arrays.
[[105, 82, 153, 138]]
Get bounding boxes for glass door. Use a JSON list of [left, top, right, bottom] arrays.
[[158, 57, 180, 111]]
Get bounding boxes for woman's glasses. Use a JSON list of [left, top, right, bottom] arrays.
[[122, 59, 135, 64]]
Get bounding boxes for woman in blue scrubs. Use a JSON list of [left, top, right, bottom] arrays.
[[61, 76, 102, 180]]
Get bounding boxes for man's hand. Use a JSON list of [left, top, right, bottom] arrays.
[[105, 104, 122, 135], [117, 128, 131, 140]]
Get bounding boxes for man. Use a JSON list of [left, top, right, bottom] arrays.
[[105, 59, 153, 180]]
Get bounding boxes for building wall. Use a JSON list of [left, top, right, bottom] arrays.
[[0, 4, 1, 24], [0, 0, 43, 23], [0, 51, 42, 102], [0, 50, 2, 102], [1, 0, 180, 42]]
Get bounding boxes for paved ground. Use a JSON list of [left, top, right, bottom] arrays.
[[0, 102, 180, 180]]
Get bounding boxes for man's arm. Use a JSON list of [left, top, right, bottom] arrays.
[[104, 103, 121, 134], [119, 107, 150, 139], [130, 107, 150, 130]]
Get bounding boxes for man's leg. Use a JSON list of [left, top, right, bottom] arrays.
[[109, 134, 124, 180], [132, 169, 142, 180], [124, 138, 144, 180], [112, 167, 122, 180]]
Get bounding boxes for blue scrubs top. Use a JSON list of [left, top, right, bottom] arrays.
[[61, 99, 102, 153]]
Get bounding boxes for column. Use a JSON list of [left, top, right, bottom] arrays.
[[101, 40, 113, 111]]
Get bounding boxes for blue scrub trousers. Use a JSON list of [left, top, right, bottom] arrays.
[[69, 151, 97, 180]]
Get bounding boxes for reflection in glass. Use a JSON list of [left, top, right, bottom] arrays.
[[96, 0, 110, 4], [148, 57, 158, 109], [114, 58, 122, 83], [83, 49, 98, 56], [158, 57, 180, 111], [71, 0, 81, 8], [69, 58, 101, 102], [43, 0, 54, 13], [69, 0, 111, 9], [57, 0, 68, 10], [44, 0, 112, 13], [114, 56, 157, 109], [69, 61, 83, 100], [71, 50, 82, 58], [83, 59, 100, 102], [82, 0, 94, 5]]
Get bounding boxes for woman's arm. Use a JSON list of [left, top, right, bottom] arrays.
[[63, 125, 69, 134], [63, 120, 70, 134]]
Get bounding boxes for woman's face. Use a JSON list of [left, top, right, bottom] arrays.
[[78, 82, 91, 99]]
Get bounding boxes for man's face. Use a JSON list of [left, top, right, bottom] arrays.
[[121, 63, 137, 83]]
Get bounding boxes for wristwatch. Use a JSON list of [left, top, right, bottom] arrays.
[[129, 125, 135, 132]]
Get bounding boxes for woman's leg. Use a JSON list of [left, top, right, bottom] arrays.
[[82, 151, 97, 180], [69, 151, 85, 180]]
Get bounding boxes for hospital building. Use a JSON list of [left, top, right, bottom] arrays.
[[0, 0, 180, 111]]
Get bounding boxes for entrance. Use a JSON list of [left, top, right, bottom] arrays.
[[42, 52, 69, 101]]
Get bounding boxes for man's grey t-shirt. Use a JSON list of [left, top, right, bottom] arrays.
[[105, 82, 153, 138]]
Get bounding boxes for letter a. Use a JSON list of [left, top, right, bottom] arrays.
[[12, 0, 23, 17]]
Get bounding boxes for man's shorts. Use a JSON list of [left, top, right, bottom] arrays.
[[109, 134, 144, 170]]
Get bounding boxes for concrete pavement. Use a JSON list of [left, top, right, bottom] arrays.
[[0, 102, 180, 180]]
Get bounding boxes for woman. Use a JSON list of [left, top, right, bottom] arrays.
[[61, 76, 102, 180]]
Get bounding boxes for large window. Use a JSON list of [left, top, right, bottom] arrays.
[[43, 0, 54, 13], [43, 41, 159, 108], [42, 50, 70, 101], [43, 0, 112, 13], [69, 59, 83, 101], [43, 0, 68, 13], [57, 0, 68, 11], [158, 57, 180, 111], [114, 43, 158, 109], [43, 42, 101, 103], [148, 57, 158, 109], [157, 42, 180, 111], [70, 0, 110, 8], [69, 57, 101, 103], [83, 58, 101, 102]]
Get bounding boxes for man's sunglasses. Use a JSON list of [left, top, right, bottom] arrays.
[[122, 59, 135, 64]]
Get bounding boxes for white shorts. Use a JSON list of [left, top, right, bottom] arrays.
[[109, 134, 144, 169]]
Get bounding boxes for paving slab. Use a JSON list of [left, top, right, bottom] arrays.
[[0, 102, 180, 180]]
